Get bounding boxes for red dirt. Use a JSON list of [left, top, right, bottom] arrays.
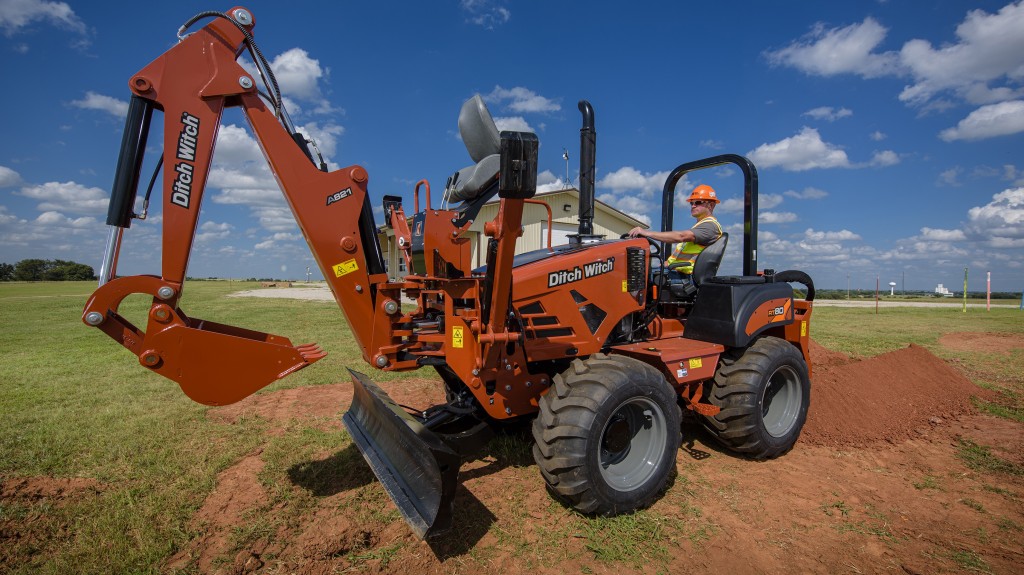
[[801, 343, 992, 448], [0, 477, 103, 502]]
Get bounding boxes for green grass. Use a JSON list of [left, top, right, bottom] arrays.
[[1, 281, 1023, 573], [956, 439, 1024, 476]]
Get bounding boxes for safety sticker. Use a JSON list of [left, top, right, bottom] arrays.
[[801, 321, 807, 337], [622, 280, 628, 292], [452, 326, 464, 348], [676, 364, 688, 379], [332, 259, 358, 277], [689, 357, 702, 369]]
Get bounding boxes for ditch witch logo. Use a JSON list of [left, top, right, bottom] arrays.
[[171, 112, 200, 209], [548, 257, 615, 288]]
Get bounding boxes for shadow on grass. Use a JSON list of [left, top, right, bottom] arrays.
[[426, 487, 497, 559], [286, 443, 376, 496]]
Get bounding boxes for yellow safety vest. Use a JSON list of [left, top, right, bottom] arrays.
[[665, 216, 722, 274]]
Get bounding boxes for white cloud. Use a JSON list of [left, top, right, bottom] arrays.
[[870, 150, 901, 166], [596, 166, 669, 196], [919, 227, 967, 241], [938, 167, 962, 187], [213, 124, 264, 165], [784, 187, 829, 200], [967, 187, 1024, 240], [760, 211, 799, 224], [195, 220, 233, 243], [493, 116, 533, 132], [747, 127, 851, 171], [1004, 164, 1024, 186], [271, 48, 326, 103], [803, 106, 853, 121], [34, 210, 94, 227], [18, 181, 108, 215], [486, 86, 560, 113], [0, 165, 21, 187], [593, 167, 673, 224], [770, 4, 1024, 112], [898, 2, 1024, 106], [870, 131, 887, 141], [804, 228, 862, 241], [536, 169, 569, 193], [70, 91, 128, 118], [296, 121, 344, 163], [0, 0, 86, 35], [765, 18, 900, 78], [699, 139, 724, 150], [596, 192, 651, 227], [460, 0, 510, 28], [939, 100, 1024, 141], [760, 193, 784, 210]]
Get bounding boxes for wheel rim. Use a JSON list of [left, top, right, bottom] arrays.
[[761, 364, 802, 438], [598, 397, 668, 491]]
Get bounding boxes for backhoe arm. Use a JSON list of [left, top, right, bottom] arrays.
[[82, 8, 383, 404]]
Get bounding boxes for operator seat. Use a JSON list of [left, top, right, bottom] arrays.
[[445, 95, 501, 203], [660, 233, 729, 301]]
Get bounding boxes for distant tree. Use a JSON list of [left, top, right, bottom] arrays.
[[13, 259, 48, 281], [11, 259, 96, 281], [0, 262, 13, 281]]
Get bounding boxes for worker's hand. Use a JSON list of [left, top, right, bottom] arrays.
[[628, 226, 645, 238]]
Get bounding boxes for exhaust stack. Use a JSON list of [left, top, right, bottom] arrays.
[[573, 100, 603, 243]]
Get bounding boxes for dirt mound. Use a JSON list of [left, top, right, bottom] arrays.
[[938, 331, 1024, 354], [802, 343, 985, 448]]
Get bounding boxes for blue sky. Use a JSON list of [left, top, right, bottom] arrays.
[[1, 1, 1023, 292]]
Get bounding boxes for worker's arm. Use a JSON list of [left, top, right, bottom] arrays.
[[628, 226, 695, 243]]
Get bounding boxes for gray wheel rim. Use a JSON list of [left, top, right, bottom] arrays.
[[761, 364, 802, 437], [598, 397, 668, 491]]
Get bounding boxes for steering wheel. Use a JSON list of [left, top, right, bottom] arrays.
[[620, 233, 661, 257]]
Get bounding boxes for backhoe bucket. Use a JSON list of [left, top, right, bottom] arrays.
[[342, 369, 461, 539]]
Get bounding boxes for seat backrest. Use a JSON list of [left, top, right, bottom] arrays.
[[458, 95, 500, 163], [691, 233, 728, 286]]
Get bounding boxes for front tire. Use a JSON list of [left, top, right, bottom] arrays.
[[532, 354, 681, 515], [701, 336, 810, 459]]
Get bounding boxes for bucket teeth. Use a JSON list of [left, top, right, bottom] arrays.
[[296, 343, 327, 362]]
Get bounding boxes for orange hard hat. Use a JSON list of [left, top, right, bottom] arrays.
[[686, 184, 720, 204]]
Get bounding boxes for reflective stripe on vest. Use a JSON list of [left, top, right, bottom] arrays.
[[665, 217, 721, 274]]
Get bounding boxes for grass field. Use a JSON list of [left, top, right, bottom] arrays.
[[1, 281, 1021, 574]]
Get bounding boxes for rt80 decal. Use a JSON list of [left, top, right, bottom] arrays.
[[744, 298, 793, 336]]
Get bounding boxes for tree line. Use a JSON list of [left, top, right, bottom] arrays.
[[0, 259, 96, 281]]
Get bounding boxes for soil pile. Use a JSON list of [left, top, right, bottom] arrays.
[[801, 341, 985, 448]]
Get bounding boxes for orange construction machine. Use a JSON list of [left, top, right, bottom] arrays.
[[82, 7, 815, 539]]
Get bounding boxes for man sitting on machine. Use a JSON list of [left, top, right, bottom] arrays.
[[628, 184, 723, 300]]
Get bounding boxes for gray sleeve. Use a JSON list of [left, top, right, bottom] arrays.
[[691, 220, 721, 246]]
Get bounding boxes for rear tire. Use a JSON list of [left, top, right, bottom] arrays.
[[532, 354, 681, 515], [701, 336, 810, 459]]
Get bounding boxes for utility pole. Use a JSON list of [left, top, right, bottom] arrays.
[[847, 273, 850, 300]]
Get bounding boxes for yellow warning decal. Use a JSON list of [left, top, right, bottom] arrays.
[[689, 357, 702, 369], [622, 280, 628, 292], [332, 259, 359, 277], [452, 326, 464, 348], [801, 321, 807, 337]]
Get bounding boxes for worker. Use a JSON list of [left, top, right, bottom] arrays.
[[628, 184, 723, 275]]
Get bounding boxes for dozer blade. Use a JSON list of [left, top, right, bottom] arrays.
[[342, 369, 461, 540]]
